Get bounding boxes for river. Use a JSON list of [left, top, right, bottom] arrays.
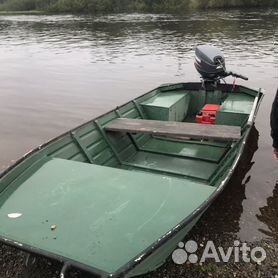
[[0, 9, 277, 244]]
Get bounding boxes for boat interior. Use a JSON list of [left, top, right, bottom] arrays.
[[36, 82, 257, 186], [0, 83, 259, 189]]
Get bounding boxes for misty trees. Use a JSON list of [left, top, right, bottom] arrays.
[[0, 0, 277, 12]]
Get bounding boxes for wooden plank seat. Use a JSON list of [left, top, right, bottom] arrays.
[[105, 118, 241, 141]]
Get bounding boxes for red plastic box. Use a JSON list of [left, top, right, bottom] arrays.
[[196, 104, 221, 125]]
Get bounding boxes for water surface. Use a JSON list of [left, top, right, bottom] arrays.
[[0, 9, 277, 242]]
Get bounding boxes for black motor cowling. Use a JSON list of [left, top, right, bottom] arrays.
[[194, 45, 226, 81]]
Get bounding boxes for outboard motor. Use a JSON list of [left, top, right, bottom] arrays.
[[194, 45, 248, 82], [193, 45, 249, 125]]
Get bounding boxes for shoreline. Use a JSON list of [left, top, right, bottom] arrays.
[[0, 10, 42, 14], [0, 6, 277, 16]]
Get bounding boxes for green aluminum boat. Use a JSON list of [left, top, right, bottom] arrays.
[[0, 46, 263, 277]]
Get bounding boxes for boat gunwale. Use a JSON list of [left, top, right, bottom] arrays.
[[0, 83, 263, 277]]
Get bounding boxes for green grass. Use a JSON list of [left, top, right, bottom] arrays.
[[0, 0, 277, 13]]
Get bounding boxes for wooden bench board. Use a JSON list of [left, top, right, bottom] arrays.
[[104, 118, 241, 141]]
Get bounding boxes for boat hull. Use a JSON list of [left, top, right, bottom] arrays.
[[0, 82, 263, 277]]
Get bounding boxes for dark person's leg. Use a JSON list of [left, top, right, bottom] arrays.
[[270, 89, 278, 159]]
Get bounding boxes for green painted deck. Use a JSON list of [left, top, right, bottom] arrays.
[[141, 138, 228, 163], [125, 151, 218, 180], [219, 93, 254, 114], [141, 92, 186, 108], [0, 158, 215, 273], [216, 93, 255, 126]]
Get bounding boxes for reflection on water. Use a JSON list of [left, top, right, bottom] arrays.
[[190, 127, 259, 238], [0, 9, 277, 241], [257, 183, 278, 241], [221, 127, 259, 236]]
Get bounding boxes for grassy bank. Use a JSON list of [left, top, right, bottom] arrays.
[[0, 0, 277, 13]]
